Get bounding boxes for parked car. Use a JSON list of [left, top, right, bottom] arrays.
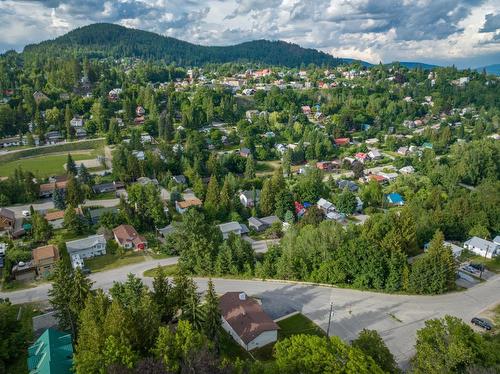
[[22, 210, 30, 217], [471, 317, 492, 330], [469, 263, 485, 272]]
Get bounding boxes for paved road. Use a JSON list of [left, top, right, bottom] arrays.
[[5, 198, 120, 218], [2, 257, 498, 369]]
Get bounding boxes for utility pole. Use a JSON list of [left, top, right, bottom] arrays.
[[326, 302, 334, 337]]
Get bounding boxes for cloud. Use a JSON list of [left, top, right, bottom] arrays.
[[479, 13, 500, 32], [0, 0, 499, 67]]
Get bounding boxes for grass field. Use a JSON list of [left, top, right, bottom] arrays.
[[0, 150, 101, 178], [143, 264, 179, 277], [85, 251, 147, 272]]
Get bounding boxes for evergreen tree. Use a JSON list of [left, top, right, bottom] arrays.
[[204, 175, 220, 219], [152, 266, 174, 323], [63, 205, 82, 235], [66, 154, 78, 176], [52, 188, 66, 210], [66, 175, 84, 206], [336, 187, 357, 214], [64, 104, 73, 140], [219, 177, 232, 218], [244, 155, 256, 179], [77, 164, 91, 185], [283, 149, 292, 177], [352, 329, 399, 374], [31, 211, 52, 243], [259, 178, 275, 216], [202, 279, 221, 346]]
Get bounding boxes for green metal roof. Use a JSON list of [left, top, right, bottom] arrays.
[[27, 328, 73, 374]]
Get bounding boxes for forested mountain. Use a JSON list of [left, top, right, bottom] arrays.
[[22, 23, 350, 67], [475, 64, 500, 76]]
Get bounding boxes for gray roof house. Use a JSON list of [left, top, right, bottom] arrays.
[[172, 175, 187, 184], [464, 237, 499, 259], [337, 179, 358, 192], [66, 234, 107, 259], [218, 222, 249, 239], [248, 216, 282, 232]]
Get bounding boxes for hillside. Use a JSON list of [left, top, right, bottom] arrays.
[[475, 64, 500, 76], [22, 23, 352, 68]]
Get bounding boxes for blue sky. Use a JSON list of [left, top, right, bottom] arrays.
[[0, 0, 499, 68]]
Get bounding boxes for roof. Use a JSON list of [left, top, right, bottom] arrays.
[[219, 221, 243, 234], [219, 292, 279, 344], [464, 237, 498, 252], [260, 216, 281, 225], [176, 198, 202, 209], [66, 234, 106, 254], [240, 190, 261, 200], [493, 236, 500, 245], [337, 179, 358, 192], [112, 224, 146, 247], [334, 138, 350, 145], [387, 193, 404, 204], [172, 175, 187, 184], [158, 224, 176, 237], [89, 207, 118, 220], [44, 210, 65, 221], [33, 245, 58, 263], [317, 198, 333, 210], [0, 207, 15, 220], [369, 174, 386, 182], [28, 328, 73, 374]]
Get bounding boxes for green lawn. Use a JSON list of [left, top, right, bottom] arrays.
[[220, 313, 325, 362], [0, 150, 100, 178], [85, 252, 147, 272], [91, 190, 117, 200], [143, 264, 179, 277]]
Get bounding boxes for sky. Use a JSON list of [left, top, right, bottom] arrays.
[[0, 0, 499, 68]]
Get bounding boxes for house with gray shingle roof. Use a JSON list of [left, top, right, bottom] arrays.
[[464, 237, 499, 259], [66, 234, 106, 259]]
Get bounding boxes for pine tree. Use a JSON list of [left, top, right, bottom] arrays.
[[31, 211, 52, 243], [203, 279, 221, 346], [78, 164, 91, 185], [64, 205, 82, 235], [66, 154, 78, 176], [259, 178, 275, 216], [204, 175, 220, 219], [244, 155, 256, 179], [64, 104, 73, 140], [219, 177, 232, 218], [52, 188, 66, 210], [283, 150, 292, 177], [152, 266, 174, 323], [66, 175, 84, 206]]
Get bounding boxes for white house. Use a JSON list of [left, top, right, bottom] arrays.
[[317, 198, 334, 214], [239, 190, 260, 208], [66, 234, 107, 260], [219, 292, 279, 351], [463, 237, 499, 259], [368, 149, 382, 160]]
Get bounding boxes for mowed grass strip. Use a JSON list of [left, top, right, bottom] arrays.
[[0, 150, 98, 178], [85, 252, 147, 272]]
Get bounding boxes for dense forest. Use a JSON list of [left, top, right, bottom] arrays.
[[22, 23, 348, 67]]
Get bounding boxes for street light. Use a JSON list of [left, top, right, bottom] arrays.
[[326, 302, 334, 337]]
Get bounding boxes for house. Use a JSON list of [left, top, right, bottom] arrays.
[[113, 224, 147, 251], [239, 148, 251, 158], [334, 138, 350, 146], [368, 174, 387, 184], [378, 172, 398, 182], [39, 180, 67, 198], [248, 216, 281, 232], [132, 150, 145, 161], [218, 222, 249, 239], [239, 190, 261, 208], [89, 207, 118, 225], [0, 208, 15, 231], [12, 261, 36, 282], [368, 149, 382, 160], [175, 198, 203, 214], [464, 237, 499, 259], [33, 91, 49, 104], [136, 106, 146, 116], [66, 234, 106, 260], [44, 208, 82, 229], [317, 198, 334, 213], [397, 147, 409, 156], [32, 245, 59, 278], [134, 116, 145, 125], [27, 328, 73, 374], [316, 161, 332, 171], [355, 152, 368, 163], [92, 181, 125, 194], [108, 88, 122, 101], [157, 224, 176, 238], [172, 175, 187, 184], [326, 211, 346, 223], [337, 179, 358, 192], [386, 193, 405, 205], [399, 166, 415, 174], [70, 117, 83, 128], [219, 292, 279, 351]]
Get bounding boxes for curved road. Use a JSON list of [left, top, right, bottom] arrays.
[[1, 257, 499, 368]]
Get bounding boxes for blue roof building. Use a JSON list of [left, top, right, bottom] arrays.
[[387, 193, 405, 206], [28, 328, 73, 374]]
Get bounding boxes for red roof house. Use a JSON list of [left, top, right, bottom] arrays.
[[334, 138, 350, 146], [112, 224, 147, 251]]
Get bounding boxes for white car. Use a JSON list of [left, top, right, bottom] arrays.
[[22, 210, 30, 217]]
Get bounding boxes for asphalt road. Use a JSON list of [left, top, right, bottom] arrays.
[[1, 256, 498, 368], [5, 198, 120, 218]]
